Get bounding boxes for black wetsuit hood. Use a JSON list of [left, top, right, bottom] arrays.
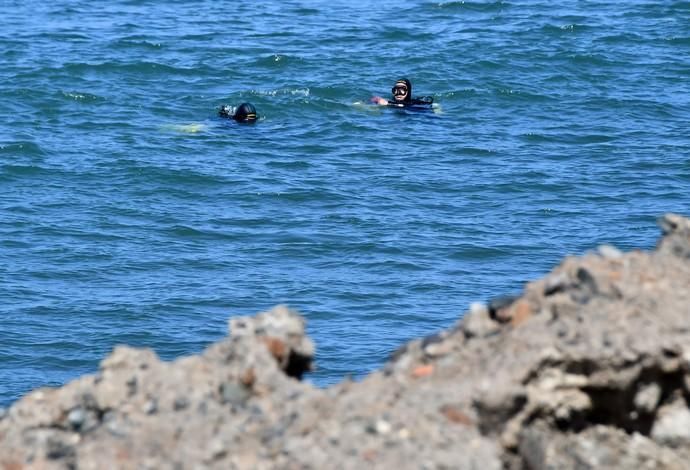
[[389, 78, 433, 108], [393, 78, 413, 104], [218, 102, 258, 123], [233, 102, 257, 123]]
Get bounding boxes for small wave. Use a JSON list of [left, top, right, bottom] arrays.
[[433, 1, 509, 12], [0, 240, 31, 249], [61, 91, 104, 102], [538, 23, 591, 35], [456, 146, 498, 156], [521, 132, 616, 145], [449, 245, 512, 261], [179, 33, 218, 41], [122, 165, 230, 188], [669, 0, 690, 9], [112, 38, 163, 49], [381, 28, 435, 42], [254, 54, 303, 68], [40, 32, 91, 42], [0, 142, 45, 157], [666, 36, 690, 45], [474, 59, 504, 70], [291, 7, 319, 15], [598, 32, 644, 44], [437, 89, 477, 98], [493, 88, 555, 102], [267, 188, 349, 204], [166, 225, 206, 238], [246, 87, 310, 97], [265, 160, 311, 169], [575, 53, 621, 67]]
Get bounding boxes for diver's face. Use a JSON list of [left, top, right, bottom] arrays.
[[392, 84, 409, 101]]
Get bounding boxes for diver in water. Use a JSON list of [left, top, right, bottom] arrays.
[[218, 102, 258, 123], [371, 78, 433, 108]]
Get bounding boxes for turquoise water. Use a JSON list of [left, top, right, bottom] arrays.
[[2, 0, 689, 406]]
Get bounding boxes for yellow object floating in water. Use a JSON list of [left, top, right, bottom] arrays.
[[161, 123, 207, 133]]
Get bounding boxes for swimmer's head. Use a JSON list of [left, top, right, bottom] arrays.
[[392, 78, 412, 103], [233, 102, 258, 123]]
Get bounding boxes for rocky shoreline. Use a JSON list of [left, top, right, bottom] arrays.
[[1, 214, 689, 469]]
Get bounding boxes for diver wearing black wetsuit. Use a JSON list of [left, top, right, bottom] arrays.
[[218, 102, 258, 123], [372, 78, 433, 108]]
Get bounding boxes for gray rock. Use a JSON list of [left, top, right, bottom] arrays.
[[657, 213, 690, 258], [219, 382, 250, 406], [143, 398, 158, 415], [1, 212, 689, 468], [67, 407, 87, 430], [520, 424, 687, 470], [461, 302, 500, 339], [598, 244, 623, 259], [543, 271, 570, 296], [652, 397, 690, 447], [634, 383, 661, 414]]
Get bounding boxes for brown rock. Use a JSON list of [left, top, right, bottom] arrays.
[[510, 299, 533, 327], [411, 364, 434, 378], [440, 405, 473, 425]]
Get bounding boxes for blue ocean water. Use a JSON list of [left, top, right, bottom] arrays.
[[1, 0, 689, 407]]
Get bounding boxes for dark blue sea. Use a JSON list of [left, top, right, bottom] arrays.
[[2, 0, 689, 407]]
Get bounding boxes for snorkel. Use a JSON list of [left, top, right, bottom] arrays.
[[218, 105, 235, 118]]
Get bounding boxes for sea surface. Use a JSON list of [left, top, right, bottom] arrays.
[[1, 0, 689, 407]]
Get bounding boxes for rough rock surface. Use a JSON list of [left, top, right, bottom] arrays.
[[1, 214, 689, 469]]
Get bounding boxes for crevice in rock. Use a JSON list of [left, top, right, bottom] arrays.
[[583, 386, 651, 434], [284, 350, 313, 380], [489, 358, 690, 462], [582, 367, 684, 436]]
